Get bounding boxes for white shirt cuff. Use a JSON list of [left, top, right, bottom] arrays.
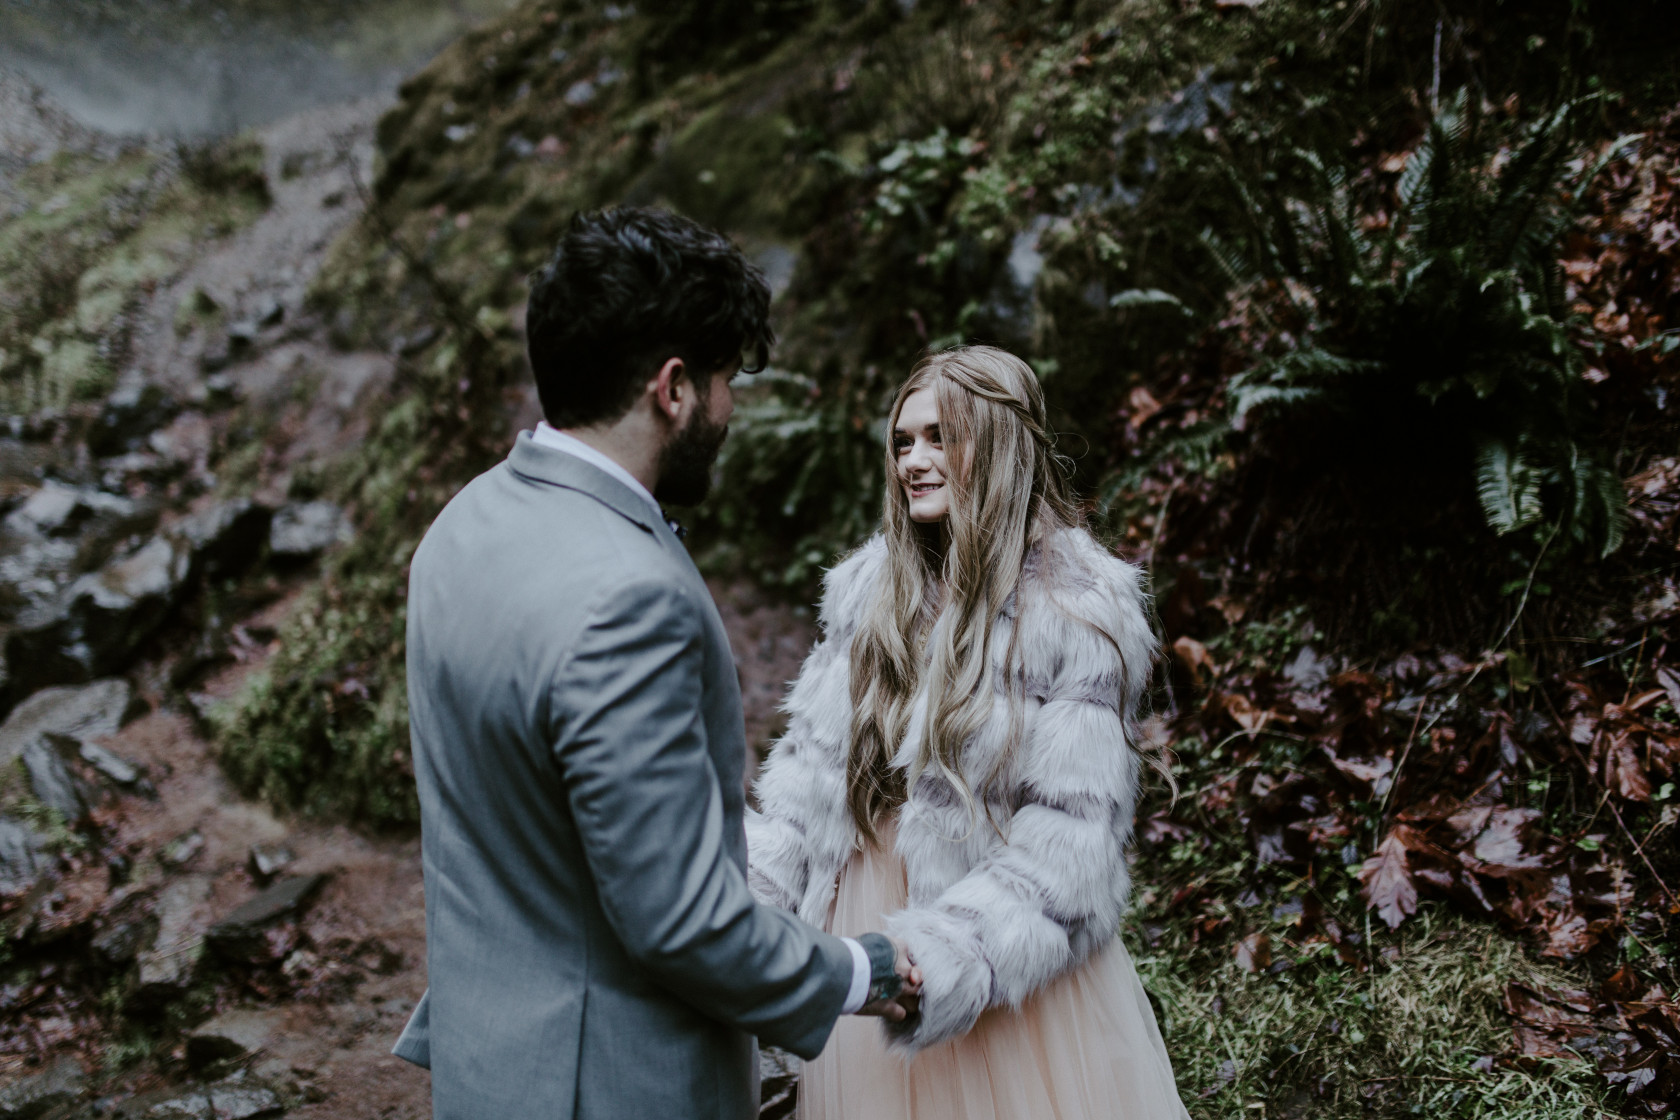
[[840, 937, 872, 1014]]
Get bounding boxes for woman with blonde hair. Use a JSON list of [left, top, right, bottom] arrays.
[[747, 345, 1190, 1119]]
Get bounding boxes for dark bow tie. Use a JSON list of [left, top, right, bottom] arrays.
[[661, 510, 687, 540]]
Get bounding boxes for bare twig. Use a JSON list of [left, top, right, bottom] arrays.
[[1382, 522, 1558, 818]]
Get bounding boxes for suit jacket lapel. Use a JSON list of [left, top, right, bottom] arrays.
[[506, 432, 697, 564]]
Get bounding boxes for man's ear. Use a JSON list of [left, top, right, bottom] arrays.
[[650, 357, 688, 423]]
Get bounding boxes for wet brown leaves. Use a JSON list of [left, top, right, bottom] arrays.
[[1505, 971, 1680, 1115]]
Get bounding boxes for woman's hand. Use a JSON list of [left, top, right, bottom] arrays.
[[857, 937, 922, 1022]]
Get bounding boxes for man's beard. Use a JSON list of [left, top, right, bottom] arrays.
[[652, 407, 729, 508]]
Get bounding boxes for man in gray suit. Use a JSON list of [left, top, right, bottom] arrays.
[[394, 207, 918, 1119]]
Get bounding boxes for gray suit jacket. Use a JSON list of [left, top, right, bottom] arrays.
[[394, 433, 854, 1120]]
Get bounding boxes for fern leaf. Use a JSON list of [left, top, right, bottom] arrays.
[[1110, 288, 1189, 312], [1475, 439, 1544, 535]]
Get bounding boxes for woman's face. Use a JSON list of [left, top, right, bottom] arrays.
[[893, 387, 950, 523]]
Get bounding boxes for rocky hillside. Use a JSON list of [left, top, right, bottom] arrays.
[[3, 0, 1679, 1116]]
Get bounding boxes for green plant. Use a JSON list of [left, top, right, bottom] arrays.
[[1217, 91, 1633, 557], [693, 366, 888, 591]]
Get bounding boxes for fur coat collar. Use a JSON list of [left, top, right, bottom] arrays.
[[746, 526, 1155, 1051]]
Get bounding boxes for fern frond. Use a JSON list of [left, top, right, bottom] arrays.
[[1475, 439, 1544, 535], [1110, 288, 1189, 312]]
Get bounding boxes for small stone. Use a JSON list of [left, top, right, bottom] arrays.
[[267, 502, 352, 561], [0, 816, 51, 896], [22, 735, 87, 823], [256, 300, 285, 328], [0, 679, 131, 769], [203, 373, 239, 410], [187, 1008, 283, 1070], [0, 1054, 88, 1118], [246, 845, 294, 886], [75, 737, 142, 786], [207, 874, 326, 960], [162, 831, 205, 867], [209, 1084, 284, 1119]]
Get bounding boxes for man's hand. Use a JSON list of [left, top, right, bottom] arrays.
[[856, 936, 922, 1023]]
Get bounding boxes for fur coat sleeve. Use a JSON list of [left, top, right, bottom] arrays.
[[885, 534, 1153, 1051], [743, 540, 883, 916]]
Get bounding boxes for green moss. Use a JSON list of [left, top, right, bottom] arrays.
[[0, 138, 269, 414]]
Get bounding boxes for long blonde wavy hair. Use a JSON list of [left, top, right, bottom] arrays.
[[845, 346, 1080, 844]]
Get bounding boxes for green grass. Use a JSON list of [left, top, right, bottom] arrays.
[[1131, 902, 1612, 1118]]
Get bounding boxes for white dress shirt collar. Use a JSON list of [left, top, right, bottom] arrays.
[[530, 421, 665, 526]]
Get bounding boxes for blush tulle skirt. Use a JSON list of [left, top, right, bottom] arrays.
[[799, 816, 1192, 1120]]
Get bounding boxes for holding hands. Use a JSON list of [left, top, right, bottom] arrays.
[[856, 935, 922, 1024]]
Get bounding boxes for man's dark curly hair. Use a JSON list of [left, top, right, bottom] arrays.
[[525, 206, 773, 429]]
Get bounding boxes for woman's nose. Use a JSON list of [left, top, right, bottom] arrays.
[[903, 439, 931, 471]]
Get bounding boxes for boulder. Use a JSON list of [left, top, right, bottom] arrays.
[[6, 536, 191, 686], [88, 380, 179, 457], [0, 679, 131, 769], [267, 502, 352, 561], [0, 1054, 87, 1119], [136, 874, 213, 1000], [141, 1090, 213, 1118], [21, 736, 87, 823], [172, 499, 273, 581], [187, 1008, 283, 1069], [91, 915, 153, 964], [0, 816, 50, 897], [2, 481, 134, 539], [206, 874, 326, 961], [209, 1084, 285, 1119]]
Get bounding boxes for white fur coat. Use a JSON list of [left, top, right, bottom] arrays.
[[745, 527, 1155, 1052]]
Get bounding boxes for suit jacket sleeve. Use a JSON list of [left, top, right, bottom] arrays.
[[552, 575, 853, 1059]]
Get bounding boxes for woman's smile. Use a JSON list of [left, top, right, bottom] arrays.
[[894, 388, 951, 523]]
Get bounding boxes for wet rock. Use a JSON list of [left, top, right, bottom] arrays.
[[201, 372, 240, 410], [162, 831, 206, 868], [187, 1008, 283, 1069], [0, 679, 130, 768], [246, 845, 294, 886], [267, 501, 352, 560], [0, 816, 51, 896], [136, 874, 213, 1000], [142, 1090, 213, 1118], [21, 736, 87, 823], [6, 536, 191, 685], [207, 874, 326, 961], [172, 499, 273, 581], [89, 380, 179, 457], [73, 736, 143, 787], [92, 915, 153, 964], [209, 1084, 285, 1119], [0, 1053, 87, 1118], [3, 481, 133, 538]]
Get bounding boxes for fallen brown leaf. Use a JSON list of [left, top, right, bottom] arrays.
[[1234, 930, 1271, 973], [1359, 826, 1422, 930]]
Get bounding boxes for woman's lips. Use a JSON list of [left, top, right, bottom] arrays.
[[909, 482, 943, 497]]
